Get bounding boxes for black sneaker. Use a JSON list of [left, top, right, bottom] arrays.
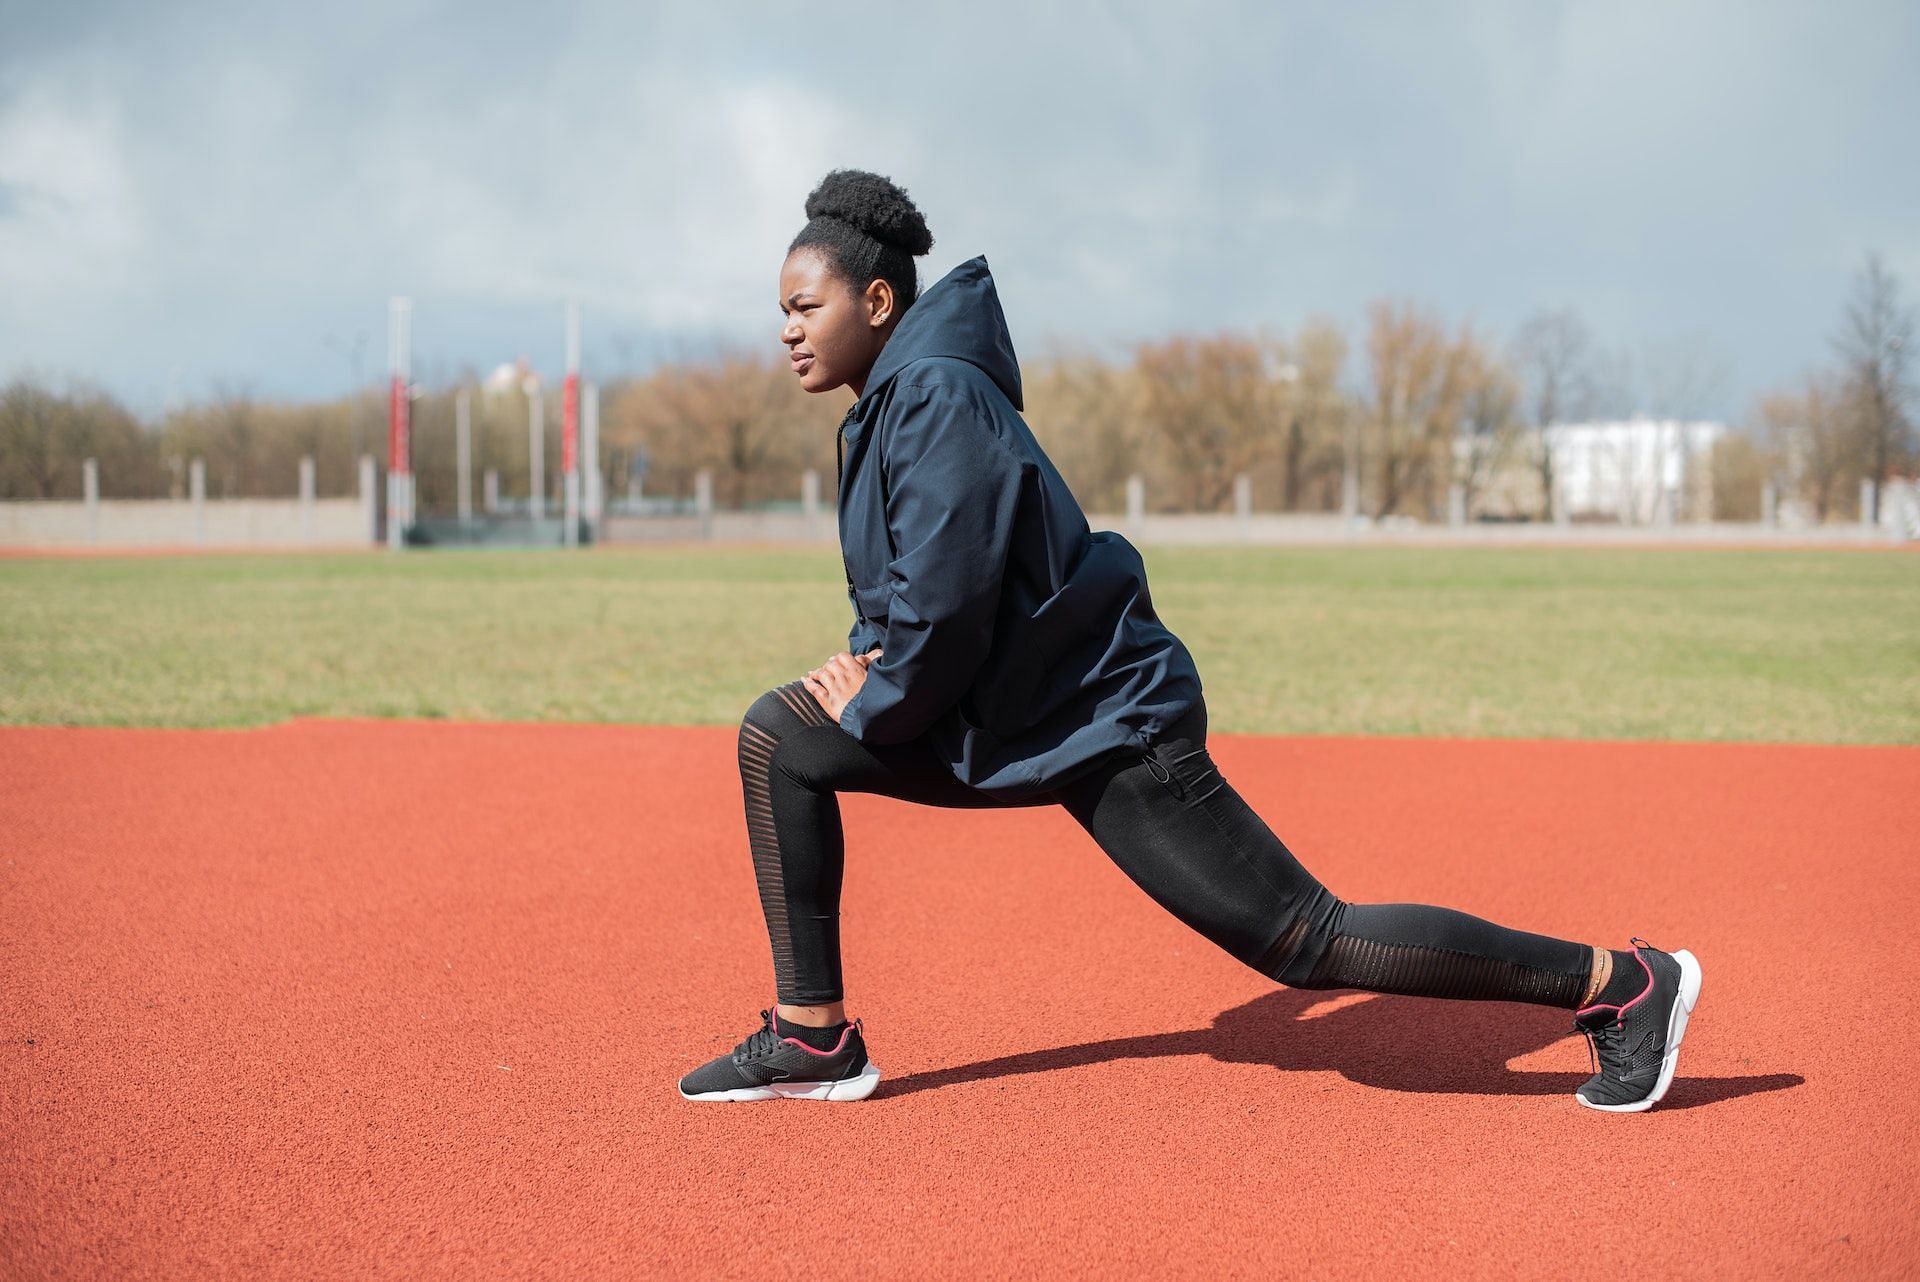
[[677, 1006, 881, 1102], [1571, 938, 1703, 1112]]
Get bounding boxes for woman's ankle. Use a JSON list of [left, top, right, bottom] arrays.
[[776, 1001, 846, 1028]]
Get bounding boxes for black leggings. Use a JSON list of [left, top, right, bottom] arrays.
[[739, 680, 1595, 1009]]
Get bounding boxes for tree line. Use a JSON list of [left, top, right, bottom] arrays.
[[4, 255, 1911, 523]]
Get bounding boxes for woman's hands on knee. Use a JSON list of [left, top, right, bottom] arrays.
[[804, 648, 883, 721]]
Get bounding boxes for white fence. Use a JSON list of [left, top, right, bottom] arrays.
[[0, 455, 379, 549], [6, 463, 1912, 551], [597, 469, 1919, 547]]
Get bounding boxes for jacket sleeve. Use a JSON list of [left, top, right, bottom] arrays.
[[846, 605, 883, 656], [838, 383, 1024, 745]]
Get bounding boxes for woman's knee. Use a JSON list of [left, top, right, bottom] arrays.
[[744, 685, 798, 735], [742, 680, 832, 740], [1253, 885, 1350, 986]]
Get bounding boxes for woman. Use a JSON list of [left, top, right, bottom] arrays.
[[676, 169, 1702, 1112]]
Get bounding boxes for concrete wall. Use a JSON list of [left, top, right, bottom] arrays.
[[596, 466, 1909, 550], [0, 498, 370, 549], [1083, 511, 1913, 546], [596, 508, 1913, 548], [602, 510, 834, 543]]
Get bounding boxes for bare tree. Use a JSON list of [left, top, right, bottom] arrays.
[[1361, 301, 1474, 519], [0, 376, 161, 499], [1639, 334, 1731, 522], [1024, 345, 1146, 513], [1639, 333, 1730, 424], [0, 377, 67, 498], [1756, 374, 1851, 522], [1134, 334, 1281, 511], [1835, 252, 1917, 521], [1510, 310, 1596, 520], [157, 385, 265, 499], [1290, 320, 1352, 512], [605, 347, 839, 509], [1453, 336, 1521, 514], [1708, 431, 1773, 521]]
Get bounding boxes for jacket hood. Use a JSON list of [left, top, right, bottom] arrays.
[[856, 254, 1024, 412]]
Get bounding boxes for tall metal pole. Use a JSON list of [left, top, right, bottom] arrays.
[[387, 296, 411, 551], [563, 299, 581, 547], [1341, 412, 1360, 522], [528, 386, 545, 521], [456, 386, 472, 523], [584, 380, 602, 536]]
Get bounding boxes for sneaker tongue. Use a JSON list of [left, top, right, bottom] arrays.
[[1573, 1006, 1621, 1031]]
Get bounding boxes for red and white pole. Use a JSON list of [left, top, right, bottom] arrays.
[[387, 295, 412, 550], [562, 298, 581, 548]]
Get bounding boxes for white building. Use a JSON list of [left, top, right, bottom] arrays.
[[1548, 417, 1727, 524]]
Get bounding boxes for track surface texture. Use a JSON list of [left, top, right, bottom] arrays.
[[4, 720, 1916, 1278]]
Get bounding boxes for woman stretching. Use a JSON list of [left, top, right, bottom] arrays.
[[677, 169, 1702, 1113]]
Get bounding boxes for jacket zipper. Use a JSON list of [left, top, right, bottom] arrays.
[[836, 404, 863, 632]]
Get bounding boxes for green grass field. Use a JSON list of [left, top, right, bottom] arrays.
[[3, 544, 1915, 743]]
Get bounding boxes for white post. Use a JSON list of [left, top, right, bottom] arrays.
[[563, 300, 581, 547], [1894, 479, 1920, 541], [299, 455, 316, 542], [528, 388, 545, 521], [190, 457, 206, 545], [456, 387, 472, 523], [387, 296, 411, 552], [1554, 480, 1571, 528], [584, 381, 603, 530], [484, 468, 500, 515], [359, 454, 377, 543], [1861, 477, 1877, 529], [1233, 473, 1251, 540], [802, 468, 821, 538], [695, 468, 713, 539], [1126, 473, 1145, 533], [1762, 480, 1778, 528], [1447, 483, 1466, 528], [83, 457, 99, 544], [385, 470, 401, 550], [1340, 466, 1359, 522]]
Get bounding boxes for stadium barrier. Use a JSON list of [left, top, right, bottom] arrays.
[[0, 454, 378, 549], [6, 467, 1910, 550], [588, 469, 1918, 547]]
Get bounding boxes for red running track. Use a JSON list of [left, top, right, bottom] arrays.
[[3, 721, 1916, 1278]]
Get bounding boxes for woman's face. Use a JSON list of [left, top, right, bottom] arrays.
[[779, 247, 894, 395]]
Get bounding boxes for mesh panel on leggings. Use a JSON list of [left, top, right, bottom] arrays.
[[739, 680, 837, 1001], [1253, 915, 1314, 980], [1301, 934, 1588, 1006]]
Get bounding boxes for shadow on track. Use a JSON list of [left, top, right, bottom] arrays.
[[878, 986, 1800, 1109]]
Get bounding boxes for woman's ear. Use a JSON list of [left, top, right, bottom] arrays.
[[866, 278, 895, 329]]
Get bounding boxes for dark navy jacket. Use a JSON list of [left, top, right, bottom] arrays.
[[834, 254, 1201, 800]]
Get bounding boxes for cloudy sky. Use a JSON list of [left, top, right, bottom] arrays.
[[2, 0, 1914, 419]]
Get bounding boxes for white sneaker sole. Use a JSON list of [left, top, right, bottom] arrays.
[[1576, 949, 1702, 1113], [679, 1061, 881, 1102]]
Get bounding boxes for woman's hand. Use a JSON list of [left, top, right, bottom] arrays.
[[803, 648, 884, 722]]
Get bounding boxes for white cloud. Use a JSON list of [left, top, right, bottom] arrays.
[[0, 0, 1915, 419], [0, 88, 147, 304]]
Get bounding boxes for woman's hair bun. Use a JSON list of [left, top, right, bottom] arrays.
[[804, 169, 934, 256]]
